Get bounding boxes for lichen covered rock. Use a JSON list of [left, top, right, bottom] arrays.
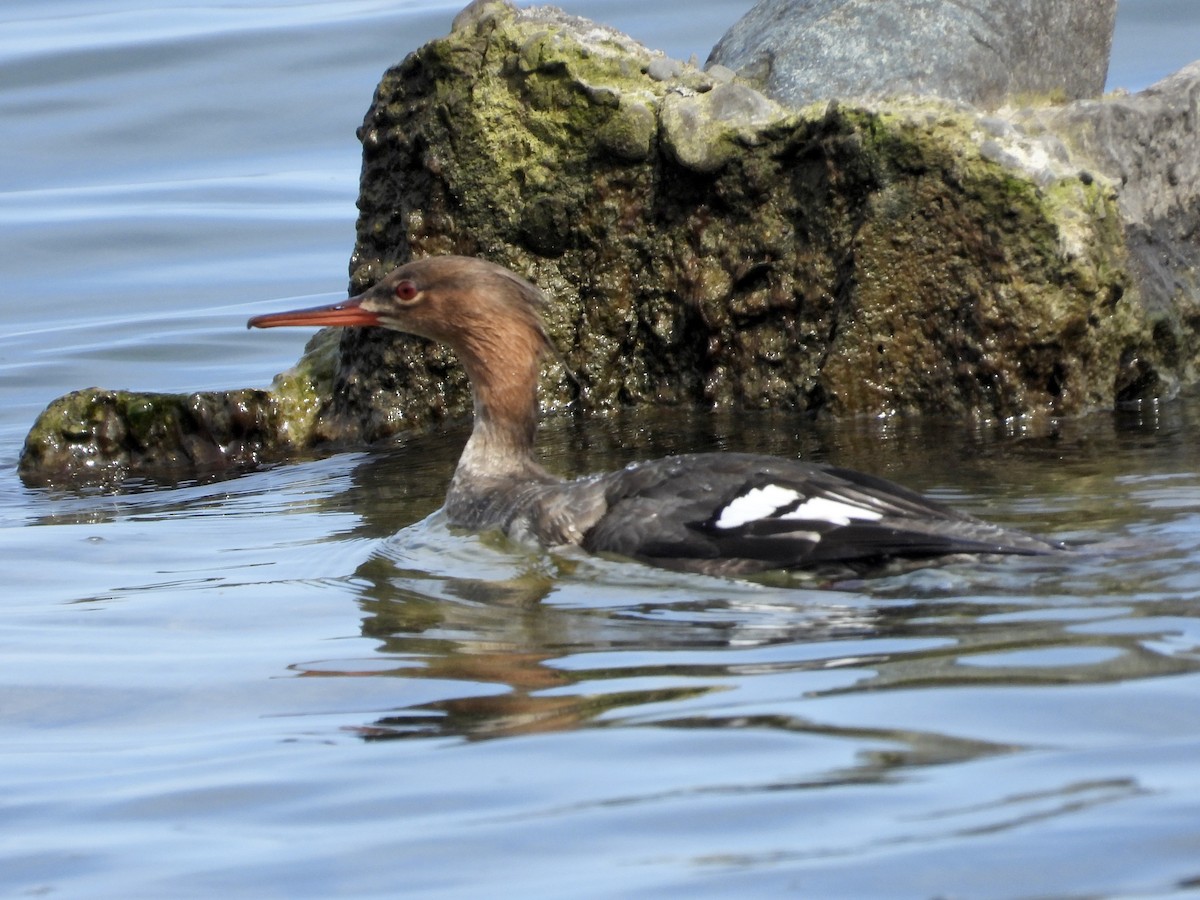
[[329, 0, 1159, 442], [18, 0, 1190, 485], [1014, 62, 1200, 390]]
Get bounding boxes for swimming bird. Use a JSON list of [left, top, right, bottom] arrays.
[[248, 255, 1059, 576]]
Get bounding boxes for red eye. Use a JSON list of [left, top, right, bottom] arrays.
[[394, 280, 419, 301]]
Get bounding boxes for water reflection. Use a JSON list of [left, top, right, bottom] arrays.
[[273, 398, 1200, 772], [289, 475, 1200, 765]]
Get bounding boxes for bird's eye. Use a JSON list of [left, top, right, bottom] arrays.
[[394, 280, 419, 302]]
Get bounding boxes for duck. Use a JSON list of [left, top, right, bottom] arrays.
[[248, 255, 1060, 576]]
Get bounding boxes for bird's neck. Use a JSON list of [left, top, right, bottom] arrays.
[[450, 331, 548, 485]]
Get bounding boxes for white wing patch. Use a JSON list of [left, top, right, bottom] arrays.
[[713, 484, 802, 529], [714, 485, 888, 530], [782, 496, 885, 526]]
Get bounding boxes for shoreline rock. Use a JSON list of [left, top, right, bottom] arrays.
[[18, 0, 1198, 485]]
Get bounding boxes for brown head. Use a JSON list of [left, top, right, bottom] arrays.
[[248, 256, 555, 463], [248, 255, 552, 372]]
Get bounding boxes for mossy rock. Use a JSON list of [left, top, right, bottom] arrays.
[[19, 0, 1184, 485], [18, 330, 338, 485], [330, 0, 1160, 442]]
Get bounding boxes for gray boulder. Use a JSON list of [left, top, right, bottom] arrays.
[[1014, 62, 1200, 384], [709, 0, 1117, 109]]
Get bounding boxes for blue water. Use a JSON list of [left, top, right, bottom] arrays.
[[3, 1, 1200, 897]]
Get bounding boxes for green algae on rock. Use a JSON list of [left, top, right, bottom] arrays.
[[17, 329, 341, 485], [18, 0, 1189, 484], [19, 388, 278, 484], [336, 0, 1162, 434]]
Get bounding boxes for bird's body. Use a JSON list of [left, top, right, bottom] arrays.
[[249, 255, 1060, 576]]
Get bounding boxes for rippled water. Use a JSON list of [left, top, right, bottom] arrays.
[[4, 2, 1200, 897]]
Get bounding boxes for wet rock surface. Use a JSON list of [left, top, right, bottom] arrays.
[[19, 388, 278, 485], [708, 0, 1117, 110], [18, 0, 1197, 485], [332, 0, 1160, 441], [20, 328, 339, 485]]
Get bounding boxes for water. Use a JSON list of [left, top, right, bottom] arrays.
[[3, 1, 1200, 896]]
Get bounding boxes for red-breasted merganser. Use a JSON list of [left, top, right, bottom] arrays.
[[248, 256, 1060, 576]]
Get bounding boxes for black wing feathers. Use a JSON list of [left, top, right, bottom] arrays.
[[579, 453, 1056, 574]]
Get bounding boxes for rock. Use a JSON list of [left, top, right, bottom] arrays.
[[1013, 61, 1200, 387], [337, 0, 1158, 441], [708, 0, 1117, 110], [19, 329, 339, 485], [659, 83, 786, 172], [18, 388, 277, 484], [19, 0, 1193, 485], [646, 56, 684, 82]]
